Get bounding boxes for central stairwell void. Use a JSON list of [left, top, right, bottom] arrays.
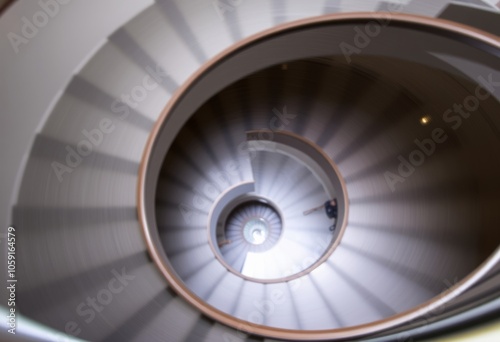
[[205, 129, 347, 282]]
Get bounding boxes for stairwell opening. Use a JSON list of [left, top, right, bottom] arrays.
[[138, 13, 500, 341]]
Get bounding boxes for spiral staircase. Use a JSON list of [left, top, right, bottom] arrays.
[[1, 1, 500, 341]]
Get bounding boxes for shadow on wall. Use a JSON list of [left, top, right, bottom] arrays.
[[0, 0, 15, 14]]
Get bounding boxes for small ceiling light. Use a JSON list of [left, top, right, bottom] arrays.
[[420, 115, 431, 125]]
